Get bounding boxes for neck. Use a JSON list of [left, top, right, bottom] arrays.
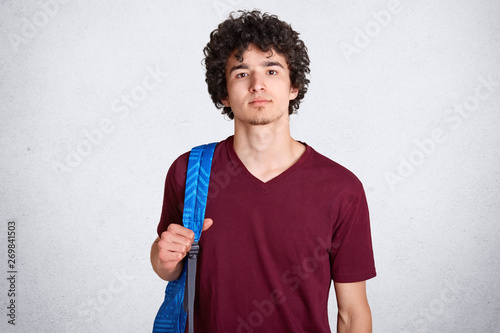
[[233, 116, 305, 182]]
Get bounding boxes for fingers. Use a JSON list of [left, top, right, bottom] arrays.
[[202, 218, 214, 232], [157, 219, 214, 272], [157, 224, 194, 271], [166, 223, 195, 242]]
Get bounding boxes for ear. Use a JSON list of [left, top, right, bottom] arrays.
[[289, 86, 299, 101], [221, 97, 230, 107]]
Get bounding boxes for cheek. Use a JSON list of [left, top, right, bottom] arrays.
[[230, 84, 247, 99]]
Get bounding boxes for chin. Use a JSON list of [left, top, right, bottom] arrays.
[[249, 119, 272, 126]]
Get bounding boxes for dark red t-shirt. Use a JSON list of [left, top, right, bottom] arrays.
[[157, 136, 376, 332]]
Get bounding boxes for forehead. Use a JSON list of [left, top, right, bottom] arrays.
[[226, 44, 288, 68]]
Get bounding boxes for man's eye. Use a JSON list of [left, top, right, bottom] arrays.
[[236, 73, 248, 78], [267, 70, 278, 75]]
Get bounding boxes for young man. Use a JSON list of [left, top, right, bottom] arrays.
[[151, 10, 376, 332]]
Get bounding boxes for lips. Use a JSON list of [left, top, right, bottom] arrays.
[[249, 98, 271, 106]]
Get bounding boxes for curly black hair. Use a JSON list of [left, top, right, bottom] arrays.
[[203, 10, 310, 119]]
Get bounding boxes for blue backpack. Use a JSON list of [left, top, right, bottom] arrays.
[[153, 143, 217, 333]]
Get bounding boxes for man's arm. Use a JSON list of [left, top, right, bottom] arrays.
[[334, 281, 372, 333], [150, 218, 213, 281]]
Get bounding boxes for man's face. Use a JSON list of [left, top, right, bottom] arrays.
[[222, 44, 298, 126]]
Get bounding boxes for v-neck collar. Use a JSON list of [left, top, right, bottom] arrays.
[[225, 135, 312, 192]]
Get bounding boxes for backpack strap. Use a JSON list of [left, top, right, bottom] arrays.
[[152, 142, 217, 333], [182, 142, 217, 333]]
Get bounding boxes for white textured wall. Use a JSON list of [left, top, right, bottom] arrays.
[[1, 0, 499, 332]]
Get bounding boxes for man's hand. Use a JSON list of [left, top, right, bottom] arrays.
[[151, 218, 213, 281]]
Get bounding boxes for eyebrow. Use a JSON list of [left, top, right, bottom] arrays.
[[228, 60, 285, 74], [262, 60, 284, 69], [228, 63, 248, 74]]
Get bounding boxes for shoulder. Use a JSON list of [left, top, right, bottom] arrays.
[[166, 150, 190, 183], [166, 137, 229, 184], [304, 144, 364, 194]]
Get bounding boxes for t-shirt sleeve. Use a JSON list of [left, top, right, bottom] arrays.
[[330, 182, 376, 283], [156, 152, 190, 236]]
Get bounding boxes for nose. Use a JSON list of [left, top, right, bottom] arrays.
[[249, 72, 266, 92]]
